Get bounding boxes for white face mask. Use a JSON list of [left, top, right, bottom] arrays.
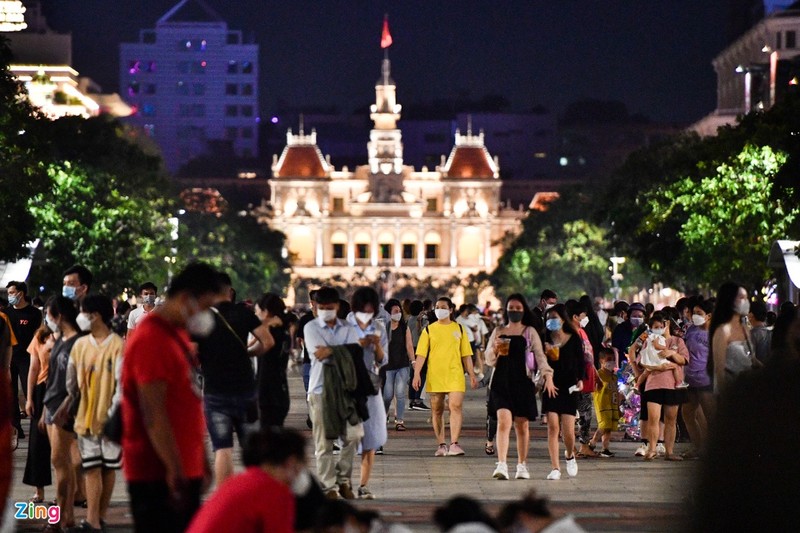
[[603, 361, 615, 371], [579, 316, 589, 328], [291, 468, 312, 495], [317, 309, 337, 323], [735, 299, 750, 316], [45, 315, 60, 333], [434, 309, 450, 320], [187, 308, 215, 337], [76, 312, 93, 332], [390, 313, 402, 322], [650, 328, 665, 336], [355, 311, 374, 324], [691, 314, 706, 326]]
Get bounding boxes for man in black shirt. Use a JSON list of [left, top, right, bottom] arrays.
[[195, 272, 270, 485], [531, 289, 558, 340], [5, 281, 42, 438]]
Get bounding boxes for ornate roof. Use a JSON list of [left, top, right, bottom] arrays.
[[272, 129, 330, 179], [442, 129, 499, 179]]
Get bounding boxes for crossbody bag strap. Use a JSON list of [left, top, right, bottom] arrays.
[[210, 307, 248, 351]]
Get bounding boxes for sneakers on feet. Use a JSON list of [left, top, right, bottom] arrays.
[[634, 444, 647, 457], [358, 486, 375, 500], [338, 483, 355, 500], [325, 489, 341, 500], [376, 446, 384, 455], [447, 442, 465, 456], [565, 454, 578, 477], [676, 381, 690, 389], [599, 449, 615, 458], [515, 463, 530, 480], [411, 401, 431, 411], [435, 444, 449, 457], [656, 443, 667, 457], [492, 462, 509, 480], [546, 468, 561, 480]]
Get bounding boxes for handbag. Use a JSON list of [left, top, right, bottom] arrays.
[[103, 403, 123, 444]]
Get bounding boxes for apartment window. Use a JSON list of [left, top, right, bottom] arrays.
[[225, 105, 238, 117], [426, 198, 438, 212], [225, 126, 238, 139], [227, 32, 240, 44], [787, 31, 796, 49], [425, 244, 439, 260], [225, 83, 238, 95], [241, 127, 253, 139], [380, 244, 392, 260], [241, 105, 254, 117], [177, 126, 205, 139], [142, 103, 155, 117], [356, 244, 369, 259], [179, 104, 205, 117], [241, 83, 254, 96], [242, 61, 253, 74], [402, 244, 416, 260], [333, 244, 345, 259], [227, 61, 238, 74], [142, 31, 156, 44], [332, 197, 344, 212], [144, 83, 157, 95], [145, 61, 157, 73], [127, 82, 140, 96], [777, 31, 783, 50]]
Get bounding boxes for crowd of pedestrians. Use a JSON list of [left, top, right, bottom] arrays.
[[0, 262, 798, 532]]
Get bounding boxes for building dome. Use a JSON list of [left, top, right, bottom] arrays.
[[442, 128, 499, 179], [272, 128, 330, 179]]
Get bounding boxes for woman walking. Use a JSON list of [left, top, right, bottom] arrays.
[[709, 282, 759, 395], [23, 322, 54, 504], [542, 302, 585, 480], [254, 293, 290, 428], [484, 294, 553, 480], [382, 299, 414, 432]]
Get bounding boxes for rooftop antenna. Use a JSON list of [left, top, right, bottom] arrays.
[[299, 113, 304, 135]]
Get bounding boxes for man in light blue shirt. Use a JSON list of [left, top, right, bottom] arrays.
[[303, 286, 361, 500]]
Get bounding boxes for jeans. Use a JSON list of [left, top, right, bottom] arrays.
[[302, 362, 311, 392], [203, 392, 257, 451], [383, 367, 410, 421]]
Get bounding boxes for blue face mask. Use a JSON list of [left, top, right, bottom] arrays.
[[546, 318, 562, 332], [7, 294, 19, 306], [62, 285, 78, 300]]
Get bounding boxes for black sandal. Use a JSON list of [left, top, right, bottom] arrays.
[[484, 442, 495, 455]]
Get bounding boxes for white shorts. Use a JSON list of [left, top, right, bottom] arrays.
[[77, 434, 122, 470]]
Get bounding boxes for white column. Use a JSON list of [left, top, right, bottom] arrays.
[[347, 228, 355, 267], [394, 225, 401, 268], [315, 223, 324, 267], [450, 222, 458, 267], [484, 224, 492, 268], [418, 226, 425, 268], [371, 225, 378, 267]]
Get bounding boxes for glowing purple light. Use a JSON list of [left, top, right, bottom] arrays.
[[270, 116, 279, 124]]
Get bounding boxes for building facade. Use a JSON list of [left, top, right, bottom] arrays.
[[263, 56, 524, 286], [119, 0, 259, 172]]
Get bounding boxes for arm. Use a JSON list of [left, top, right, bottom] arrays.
[[248, 322, 274, 357], [460, 326, 477, 389], [373, 323, 388, 365], [25, 341, 41, 417], [53, 355, 78, 427], [712, 326, 730, 393], [529, 329, 556, 397], [668, 338, 689, 366], [484, 328, 498, 367], [412, 329, 429, 391], [138, 381, 185, 493], [404, 328, 414, 364]]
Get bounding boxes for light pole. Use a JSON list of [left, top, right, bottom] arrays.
[[610, 253, 625, 301]]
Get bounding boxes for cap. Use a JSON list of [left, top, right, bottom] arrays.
[[628, 302, 646, 313]]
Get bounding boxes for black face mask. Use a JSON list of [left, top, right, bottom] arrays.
[[507, 311, 524, 323]]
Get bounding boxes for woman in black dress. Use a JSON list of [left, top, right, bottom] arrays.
[[542, 302, 586, 480], [254, 293, 290, 428], [485, 294, 554, 481]]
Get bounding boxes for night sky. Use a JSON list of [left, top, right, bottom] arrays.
[[41, 1, 729, 123]]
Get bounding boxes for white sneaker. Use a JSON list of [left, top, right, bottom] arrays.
[[656, 443, 667, 457], [546, 468, 561, 480], [634, 444, 647, 457], [565, 454, 578, 477], [492, 462, 509, 480], [515, 463, 530, 480]]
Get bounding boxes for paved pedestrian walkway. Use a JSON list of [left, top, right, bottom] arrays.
[[12, 363, 695, 531]]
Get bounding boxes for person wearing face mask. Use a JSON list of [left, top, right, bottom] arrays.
[[412, 297, 478, 457], [708, 282, 761, 396], [634, 316, 685, 393], [5, 281, 41, 441], [40, 296, 84, 531], [484, 294, 553, 480], [682, 297, 715, 459], [186, 428, 308, 533], [127, 282, 158, 333], [565, 299, 598, 459], [345, 287, 388, 500], [61, 264, 93, 303], [381, 299, 414, 433], [588, 347, 621, 458], [611, 302, 645, 368], [121, 262, 221, 533], [59, 295, 123, 533], [541, 303, 585, 480], [531, 290, 558, 341]]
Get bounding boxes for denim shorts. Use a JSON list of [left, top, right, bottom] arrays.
[[203, 392, 257, 451]]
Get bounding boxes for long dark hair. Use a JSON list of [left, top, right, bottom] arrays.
[[46, 295, 80, 333], [708, 282, 745, 377], [503, 293, 535, 327], [257, 293, 288, 328], [545, 303, 579, 337]]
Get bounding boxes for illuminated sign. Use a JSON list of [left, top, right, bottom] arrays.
[[0, 1, 27, 32]]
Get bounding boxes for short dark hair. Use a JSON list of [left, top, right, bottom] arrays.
[[384, 298, 401, 314], [540, 289, 557, 301], [750, 300, 768, 322], [257, 293, 286, 317], [565, 299, 587, 319], [242, 428, 306, 467], [166, 262, 221, 298], [138, 282, 158, 294], [613, 300, 630, 314], [314, 286, 339, 305], [46, 296, 79, 331], [81, 295, 114, 325], [351, 286, 379, 313], [308, 289, 319, 302], [215, 271, 233, 288], [599, 346, 616, 360], [6, 281, 27, 295], [63, 265, 93, 289], [409, 300, 423, 316]]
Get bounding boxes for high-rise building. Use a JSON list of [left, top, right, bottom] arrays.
[[119, 0, 259, 172]]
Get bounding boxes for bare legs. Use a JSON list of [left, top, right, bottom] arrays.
[[546, 412, 576, 470], [496, 409, 530, 465], [47, 425, 75, 527], [430, 392, 465, 445], [214, 448, 234, 487]]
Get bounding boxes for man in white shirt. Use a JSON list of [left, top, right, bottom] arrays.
[[127, 282, 158, 333]]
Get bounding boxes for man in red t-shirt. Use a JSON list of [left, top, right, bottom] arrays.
[[122, 263, 221, 532], [187, 428, 307, 533]]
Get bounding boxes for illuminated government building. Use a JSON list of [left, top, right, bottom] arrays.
[[263, 54, 529, 286]]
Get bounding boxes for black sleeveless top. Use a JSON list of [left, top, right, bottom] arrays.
[[386, 321, 408, 370]]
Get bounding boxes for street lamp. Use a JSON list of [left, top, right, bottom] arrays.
[[609, 253, 625, 301]]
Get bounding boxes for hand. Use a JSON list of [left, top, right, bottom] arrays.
[[358, 337, 372, 348], [544, 378, 558, 398], [576, 380, 583, 391], [412, 374, 421, 391], [25, 400, 34, 418], [51, 404, 70, 428], [201, 458, 213, 493], [166, 464, 188, 507], [469, 374, 478, 389], [314, 346, 332, 361], [37, 413, 47, 435]]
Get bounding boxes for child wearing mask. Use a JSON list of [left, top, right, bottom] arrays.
[[635, 316, 686, 391], [589, 347, 621, 457]]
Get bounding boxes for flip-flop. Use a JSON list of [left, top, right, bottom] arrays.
[[643, 451, 657, 461], [665, 454, 684, 462], [485, 443, 495, 455], [395, 422, 406, 431]]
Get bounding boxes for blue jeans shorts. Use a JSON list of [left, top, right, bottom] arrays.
[[203, 392, 257, 451]]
